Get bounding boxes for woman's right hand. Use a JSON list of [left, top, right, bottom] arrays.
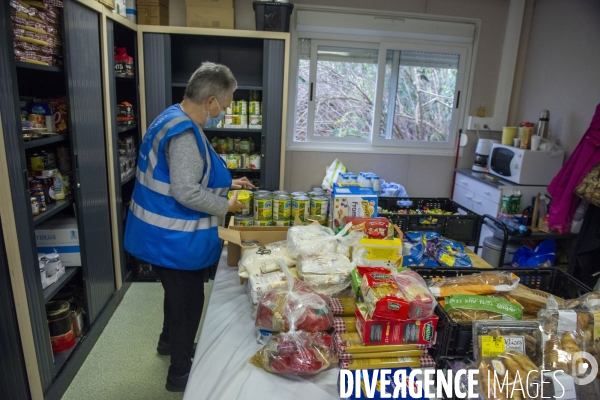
[[227, 190, 245, 213]]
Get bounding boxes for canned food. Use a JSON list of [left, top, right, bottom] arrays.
[[234, 215, 253, 226], [240, 140, 250, 154], [273, 195, 291, 220], [249, 115, 261, 126], [249, 138, 256, 152], [237, 100, 247, 115], [307, 191, 323, 198], [249, 153, 261, 170], [253, 219, 274, 227], [217, 138, 228, 153], [232, 115, 242, 125], [254, 195, 273, 220], [30, 153, 48, 171], [241, 240, 260, 247], [292, 196, 310, 222], [291, 191, 308, 197], [227, 137, 234, 151], [224, 114, 233, 126], [225, 154, 240, 169], [310, 196, 329, 217], [254, 190, 271, 197], [233, 138, 241, 152], [228, 190, 252, 215], [31, 196, 40, 216], [272, 190, 289, 197], [249, 101, 261, 116], [312, 187, 325, 193], [274, 219, 291, 227]]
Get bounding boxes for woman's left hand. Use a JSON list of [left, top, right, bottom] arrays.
[[231, 177, 256, 190]]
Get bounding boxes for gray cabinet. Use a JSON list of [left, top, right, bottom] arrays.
[[143, 32, 286, 190]]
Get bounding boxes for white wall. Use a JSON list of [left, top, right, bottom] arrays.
[[514, 0, 600, 157]]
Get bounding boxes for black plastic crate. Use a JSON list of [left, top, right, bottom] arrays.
[[378, 197, 481, 246], [253, 2, 294, 32], [412, 267, 592, 360]]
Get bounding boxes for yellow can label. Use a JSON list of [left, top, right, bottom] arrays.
[[273, 198, 291, 220], [292, 199, 309, 221], [254, 198, 272, 220], [310, 199, 329, 217]]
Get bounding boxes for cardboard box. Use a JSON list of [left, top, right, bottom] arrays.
[[114, 0, 126, 17], [330, 186, 378, 231], [185, 0, 233, 8], [355, 304, 437, 346], [186, 6, 234, 29], [218, 225, 290, 267], [97, 0, 115, 8], [35, 217, 81, 267], [138, 1, 169, 26]]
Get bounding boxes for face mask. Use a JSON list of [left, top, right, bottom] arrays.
[[204, 99, 226, 129]]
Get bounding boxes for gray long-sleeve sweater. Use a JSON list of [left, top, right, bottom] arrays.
[[165, 130, 229, 218]]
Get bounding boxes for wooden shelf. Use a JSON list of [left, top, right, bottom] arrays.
[[43, 267, 79, 304], [204, 128, 262, 133], [121, 173, 135, 185], [15, 60, 63, 73], [54, 335, 82, 376], [23, 135, 68, 149], [33, 197, 73, 226], [117, 123, 138, 134]]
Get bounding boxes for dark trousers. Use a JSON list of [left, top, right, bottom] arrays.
[[153, 265, 205, 377]]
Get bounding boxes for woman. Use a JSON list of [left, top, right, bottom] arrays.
[[124, 62, 253, 392]]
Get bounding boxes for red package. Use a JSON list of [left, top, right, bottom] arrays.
[[345, 217, 390, 239], [255, 278, 333, 333], [249, 331, 337, 375], [394, 270, 437, 320], [360, 272, 409, 320]]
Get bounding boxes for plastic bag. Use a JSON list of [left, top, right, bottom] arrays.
[[428, 238, 472, 267], [472, 321, 543, 365], [249, 331, 337, 375], [255, 260, 333, 332], [352, 238, 403, 268], [511, 239, 556, 268], [350, 266, 407, 298], [360, 272, 409, 320], [238, 241, 296, 279], [287, 223, 352, 258], [429, 272, 520, 298], [566, 292, 600, 311], [443, 294, 523, 322], [321, 158, 346, 191], [296, 253, 354, 297], [392, 270, 437, 320]]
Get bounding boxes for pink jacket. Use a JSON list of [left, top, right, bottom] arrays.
[[548, 103, 600, 233]]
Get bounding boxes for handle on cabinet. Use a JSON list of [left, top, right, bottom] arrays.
[[460, 180, 467, 184], [483, 190, 491, 195], [465, 194, 472, 200], [474, 199, 482, 204]]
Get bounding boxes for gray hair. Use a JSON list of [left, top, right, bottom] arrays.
[[184, 62, 237, 104]]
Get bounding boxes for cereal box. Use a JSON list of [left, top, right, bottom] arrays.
[[330, 186, 378, 231]]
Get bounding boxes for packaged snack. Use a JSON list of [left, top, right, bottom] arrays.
[[508, 284, 566, 314], [296, 253, 354, 297], [443, 294, 523, 322], [428, 238, 472, 267], [355, 304, 438, 346], [472, 321, 543, 365], [566, 292, 600, 311], [353, 238, 403, 268], [255, 261, 333, 332], [429, 272, 520, 298], [238, 241, 295, 279], [393, 270, 437, 320], [249, 331, 337, 375], [345, 217, 391, 239], [361, 272, 409, 320]]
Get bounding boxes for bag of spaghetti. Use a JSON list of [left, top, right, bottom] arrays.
[[238, 241, 296, 279], [429, 271, 520, 298], [442, 294, 523, 322], [255, 260, 333, 333], [392, 269, 437, 320]]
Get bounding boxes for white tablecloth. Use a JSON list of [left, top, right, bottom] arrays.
[[184, 248, 340, 400]]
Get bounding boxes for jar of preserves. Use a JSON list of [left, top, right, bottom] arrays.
[[31, 196, 40, 216]]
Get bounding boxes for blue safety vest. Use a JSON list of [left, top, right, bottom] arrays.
[[124, 104, 232, 270]]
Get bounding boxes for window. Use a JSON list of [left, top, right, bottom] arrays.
[[288, 10, 474, 154]]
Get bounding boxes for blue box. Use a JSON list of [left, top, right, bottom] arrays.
[[330, 185, 378, 231]]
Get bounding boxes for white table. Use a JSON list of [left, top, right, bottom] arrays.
[[184, 248, 340, 400]]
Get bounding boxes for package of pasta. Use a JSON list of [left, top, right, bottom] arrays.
[[392, 270, 437, 320], [360, 272, 409, 320], [238, 241, 296, 279], [249, 331, 337, 375], [255, 260, 333, 332], [429, 272, 520, 298], [442, 294, 523, 322], [472, 321, 543, 365], [351, 266, 408, 298]]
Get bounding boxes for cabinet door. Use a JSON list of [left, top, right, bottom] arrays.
[[143, 33, 171, 127], [453, 184, 474, 211], [64, 0, 115, 323], [455, 174, 477, 191], [474, 181, 501, 204]]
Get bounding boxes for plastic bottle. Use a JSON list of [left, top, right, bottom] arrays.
[[350, 174, 358, 184], [372, 175, 381, 195], [365, 175, 373, 188], [571, 201, 587, 234]]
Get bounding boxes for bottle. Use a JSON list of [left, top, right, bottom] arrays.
[[536, 110, 549, 139], [477, 103, 486, 117], [372, 175, 381, 195], [571, 201, 587, 234], [500, 217, 531, 236], [365, 175, 373, 188]]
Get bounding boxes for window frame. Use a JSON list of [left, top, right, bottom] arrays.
[[371, 42, 470, 150]]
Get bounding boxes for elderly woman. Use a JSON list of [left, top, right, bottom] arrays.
[[124, 62, 253, 392]]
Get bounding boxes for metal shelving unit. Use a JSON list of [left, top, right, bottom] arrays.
[[43, 267, 80, 303], [32, 197, 74, 227], [23, 135, 69, 149]]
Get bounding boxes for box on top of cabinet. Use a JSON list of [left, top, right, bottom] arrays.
[[138, 4, 169, 25], [186, 6, 234, 29], [185, 0, 234, 8], [137, 0, 168, 6], [35, 216, 81, 267]]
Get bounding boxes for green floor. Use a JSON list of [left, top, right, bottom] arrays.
[[62, 281, 213, 400]]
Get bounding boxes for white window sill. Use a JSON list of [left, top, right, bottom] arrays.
[[286, 143, 456, 156]]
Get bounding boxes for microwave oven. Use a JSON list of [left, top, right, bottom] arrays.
[[488, 143, 565, 185]]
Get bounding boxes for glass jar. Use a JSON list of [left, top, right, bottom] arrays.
[[31, 196, 40, 216]]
